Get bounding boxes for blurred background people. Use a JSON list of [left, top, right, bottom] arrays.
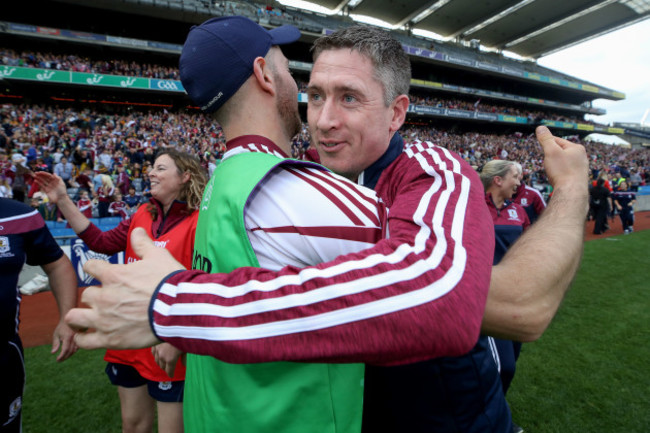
[[613, 180, 636, 234], [590, 177, 612, 235]]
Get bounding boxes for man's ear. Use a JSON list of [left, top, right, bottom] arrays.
[[251, 56, 275, 96], [389, 94, 409, 134]]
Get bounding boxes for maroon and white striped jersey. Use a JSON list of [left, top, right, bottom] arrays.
[[108, 200, 129, 220], [151, 136, 494, 366]]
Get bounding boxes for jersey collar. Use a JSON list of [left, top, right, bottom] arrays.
[[358, 132, 404, 190], [224, 135, 289, 160]]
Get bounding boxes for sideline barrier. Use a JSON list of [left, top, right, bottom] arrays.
[[45, 217, 123, 245], [69, 239, 123, 287], [635, 196, 650, 212]]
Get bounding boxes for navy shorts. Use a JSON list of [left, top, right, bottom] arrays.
[[105, 362, 184, 403], [1, 335, 24, 433]]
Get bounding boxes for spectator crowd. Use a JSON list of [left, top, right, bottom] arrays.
[[3, 48, 604, 128], [409, 91, 595, 126], [1, 102, 648, 224]]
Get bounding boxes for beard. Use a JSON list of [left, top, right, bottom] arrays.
[[276, 77, 302, 140]]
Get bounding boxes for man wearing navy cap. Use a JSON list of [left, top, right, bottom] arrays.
[[177, 16, 383, 433]]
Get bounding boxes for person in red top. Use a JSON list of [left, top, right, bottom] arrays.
[[76, 190, 93, 218], [34, 148, 208, 433], [591, 172, 612, 191], [74, 167, 94, 194], [108, 191, 129, 220], [115, 164, 131, 196]]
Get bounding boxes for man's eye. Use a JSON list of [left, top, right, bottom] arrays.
[[344, 95, 356, 103]]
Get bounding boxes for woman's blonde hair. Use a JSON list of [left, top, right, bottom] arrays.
[[101, 174, 114, 189], [479, 160, 520, 191], [147, 148, 208, 218]]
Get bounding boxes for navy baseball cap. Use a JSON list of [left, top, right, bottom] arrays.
[[179, 16, 301, 113]]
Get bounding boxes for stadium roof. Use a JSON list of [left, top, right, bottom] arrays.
[[285, 0, 650, 58]]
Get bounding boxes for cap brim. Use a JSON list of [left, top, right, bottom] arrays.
[[269, 25, 301, 45]]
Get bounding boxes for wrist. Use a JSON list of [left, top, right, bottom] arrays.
[[546, 183, 589, 220], [551, 181, 588, 199]]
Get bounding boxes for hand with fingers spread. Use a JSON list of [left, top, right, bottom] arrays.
[[65, 227, 185, 350], [33, 171, 69, 204]]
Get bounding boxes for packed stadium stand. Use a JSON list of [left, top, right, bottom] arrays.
[[2, 0, 649, 237]]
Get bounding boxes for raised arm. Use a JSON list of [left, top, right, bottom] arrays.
[[34, 171, 129, 254], [34, 172, 90, 233], [482, 126, 589, 341]]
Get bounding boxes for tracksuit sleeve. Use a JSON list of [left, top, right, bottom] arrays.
[[78, 219, 130, 255]]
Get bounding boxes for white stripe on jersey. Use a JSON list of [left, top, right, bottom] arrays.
[[0, 208, 39, 223], [487, 336, 501, 373], [247, 165, 381, 270], [224, 142, 284, 159], [154, 144, 470, 341]]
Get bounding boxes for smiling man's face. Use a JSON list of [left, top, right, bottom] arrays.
[[307, 49, 400, 181]]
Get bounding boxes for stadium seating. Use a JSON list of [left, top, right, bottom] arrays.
[[46, 217, 123, 246]]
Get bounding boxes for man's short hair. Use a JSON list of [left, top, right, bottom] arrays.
[[311, 26, 411, 107]]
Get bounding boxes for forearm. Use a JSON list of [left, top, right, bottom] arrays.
[[78, 220, 130, 255], [56, 194, 91, 233], [151, 250, 489, 366], [482, 181, 588, 341], [42, 255, 79, 319]]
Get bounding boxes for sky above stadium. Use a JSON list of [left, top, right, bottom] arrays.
[[537, 18, 650, 127]]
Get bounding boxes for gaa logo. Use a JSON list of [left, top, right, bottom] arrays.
[[156, 80, 180, 91], [158, 381, 173, 391]]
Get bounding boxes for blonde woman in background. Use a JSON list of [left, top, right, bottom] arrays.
[[96, 174, 115, 218], [0, 175, 12, 198]]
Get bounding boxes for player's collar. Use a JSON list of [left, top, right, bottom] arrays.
[[358, 132, 404, 190], [224, 135, 289, 160]]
